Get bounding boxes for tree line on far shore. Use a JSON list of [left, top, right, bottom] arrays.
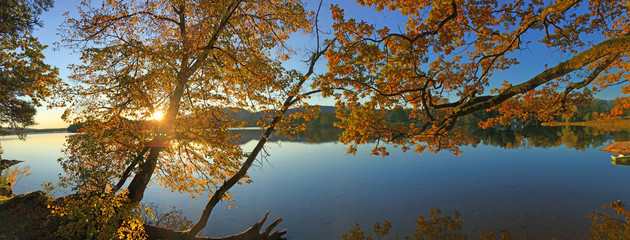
[[65, 98, 627, 134]]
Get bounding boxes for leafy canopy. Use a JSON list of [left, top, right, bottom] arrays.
[[320, 0, 630, 156], [52, 0, 630, 238], [58, 0, 312, 200], [0, 0, 59, 136]]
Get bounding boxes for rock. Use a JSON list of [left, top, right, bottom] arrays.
[[0, 191, 57, 239], [2, 191, 49, 208], [0, 159, 22, 173]]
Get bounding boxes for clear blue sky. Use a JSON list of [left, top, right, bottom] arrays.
[[31, 0, 77, 129], [30, 0, 626, 128]]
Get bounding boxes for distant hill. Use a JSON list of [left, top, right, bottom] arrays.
[[63, 105, 340, 132], [319, 106, 336, 113], [1, 128, 68, 135]]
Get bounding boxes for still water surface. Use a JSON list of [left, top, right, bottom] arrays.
[[2, 127, 630, 239]]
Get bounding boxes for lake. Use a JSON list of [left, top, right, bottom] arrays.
[[2, 126, 630, 239]]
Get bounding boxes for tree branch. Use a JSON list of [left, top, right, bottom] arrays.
[[455, 35, 630, 118]]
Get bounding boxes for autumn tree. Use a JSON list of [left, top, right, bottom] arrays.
[[55, 0, 630, 239], [321, 0, 630, 156], [0, 0, 59, 137], [57, 0, 329, 239]]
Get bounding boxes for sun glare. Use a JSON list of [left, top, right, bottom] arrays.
[[152, 111, 164, 121]]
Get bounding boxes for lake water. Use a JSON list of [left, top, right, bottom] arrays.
[[2, 126, 630, 239]]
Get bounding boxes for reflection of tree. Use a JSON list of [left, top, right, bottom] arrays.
[[233, 128, 341, 144], [459, 125, 629, 151], [613, 131, 630, 143], [589, 200, 630, 239], [343, 201, 630, 240], [460, 125, 562, 149], [276, 128, 341, 143], [561, 127, 580, 150], [236, 126, 630, 151], [344, 208, 513, 240], [560, 127, 616, 151]]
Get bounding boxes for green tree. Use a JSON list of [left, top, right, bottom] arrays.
[[0, 0, 59, 137], [389, 106, 409, 123]]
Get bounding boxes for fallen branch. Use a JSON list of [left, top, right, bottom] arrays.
[[144, 210, 286, 240]]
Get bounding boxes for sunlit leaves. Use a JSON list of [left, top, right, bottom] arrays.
[[57, 4, 322, 230], [0, 165, 31, 194], [320, 0, 630, 156], [51, 189, 147, 240], [59, 118, 147, 193]]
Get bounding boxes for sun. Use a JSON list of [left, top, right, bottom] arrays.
[[152, 111, 164, 121]]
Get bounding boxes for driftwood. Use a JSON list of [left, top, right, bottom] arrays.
[[144, 210, 286, 240]]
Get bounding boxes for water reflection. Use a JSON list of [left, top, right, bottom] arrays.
[[232, 127, 342, 144], [2, 126, 630, 239], [236, 125, 630, 152], [460, 125, 630, 151], [611, 157, 630, 167]]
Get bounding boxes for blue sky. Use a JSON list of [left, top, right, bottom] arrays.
[[30, 0, 626, 128], [31, 0, 78, 128]]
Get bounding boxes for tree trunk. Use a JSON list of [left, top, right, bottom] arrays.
[[112, 147, 148, 193], [185, 114, 284, 238], [127, 80, 186, 204], [126, 145, 163, 203]]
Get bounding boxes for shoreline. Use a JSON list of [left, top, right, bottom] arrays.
[[542, 119, 630, 130]]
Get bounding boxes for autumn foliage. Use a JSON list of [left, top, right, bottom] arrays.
[[44, 0, 630, 239], [320, 0, 630, 156]]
